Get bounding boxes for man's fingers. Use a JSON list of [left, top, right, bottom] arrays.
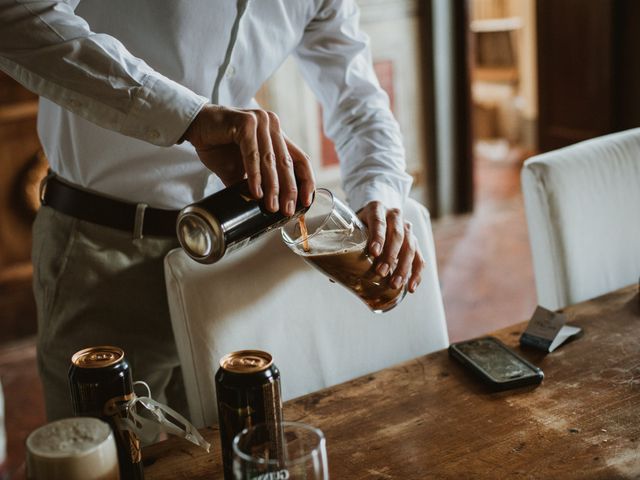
[[286, 138, 315, 207], [197, 143, 245, 185], [377, 209, 404, 277], [362, 202, 386, 259], [390, 223, 416, 290], [408, 246, 425, 293], [186, 105, 315, 209], [269, 112, 298, 216], [253, 110, 279, 211], [232, 111, 262, 198]]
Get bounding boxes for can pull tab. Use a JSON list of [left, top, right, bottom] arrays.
[[115, 381, 211, 452]]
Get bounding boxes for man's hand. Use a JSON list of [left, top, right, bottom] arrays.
[[358, 202, 425, 293], [183, 104, 315, 216]]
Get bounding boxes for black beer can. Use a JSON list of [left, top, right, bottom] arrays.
[[215, 350, 284, 480], [176, 179, 308, 264], [69, 346, 144, 480]]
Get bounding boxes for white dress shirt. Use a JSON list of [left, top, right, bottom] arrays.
[[0, 0, 412, 211]]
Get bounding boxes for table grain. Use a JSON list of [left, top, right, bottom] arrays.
[[144, 285, 640, 479]]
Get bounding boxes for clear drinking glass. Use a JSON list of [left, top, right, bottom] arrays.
[[233, 421, 328, 480], [281, 188, 406, 313]]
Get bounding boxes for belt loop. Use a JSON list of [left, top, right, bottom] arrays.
[[133, 203, 148, 239], [39, 170, 55, 206]]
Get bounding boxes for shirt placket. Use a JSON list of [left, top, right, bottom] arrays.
[[211, 0, 249, 104]]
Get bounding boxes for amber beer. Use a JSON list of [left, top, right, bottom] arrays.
[[299, 227, 406, 313], [68, 346, 144, 480], [215, 350, 283, 480], [177, 180, 308, 264], [283, 189, 407, 313]]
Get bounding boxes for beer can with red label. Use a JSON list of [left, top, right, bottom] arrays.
[[68, 346, 144, 480], [215, 350, 284, 480]]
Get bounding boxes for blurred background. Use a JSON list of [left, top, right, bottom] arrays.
[[1, 0, 639, 477]]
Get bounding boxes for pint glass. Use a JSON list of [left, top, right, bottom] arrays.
[[232, 421, 328, 480], [281, 189, 406, 313], [26, 417, 120, 480]]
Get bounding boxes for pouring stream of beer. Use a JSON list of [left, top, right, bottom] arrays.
[[298, 216, 310, 252]]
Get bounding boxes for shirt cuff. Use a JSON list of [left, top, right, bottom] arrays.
[[122, 72, 208, 147], [347, 181, 408, 213]]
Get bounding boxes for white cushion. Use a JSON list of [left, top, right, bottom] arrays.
[[0, 380, 5, 466], [521, 128, 640, 310], [164, 198, 449, 427]]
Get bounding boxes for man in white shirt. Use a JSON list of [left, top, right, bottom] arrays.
[[0, 0, 425, 421]]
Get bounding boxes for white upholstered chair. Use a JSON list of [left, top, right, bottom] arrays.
[[164, 198, 449, 428], [521, 128, 640, 310], [0, 380, 5, 476]]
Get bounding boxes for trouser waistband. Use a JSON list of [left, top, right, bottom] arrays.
[[40, 175, 179, 238]]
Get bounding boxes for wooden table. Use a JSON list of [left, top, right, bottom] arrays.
[[144, 285, 640, 479]]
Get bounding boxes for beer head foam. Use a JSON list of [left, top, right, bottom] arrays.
[[300, 229, 366, 256], [27, 417, 112, 458], [27, 417, 119, 480]]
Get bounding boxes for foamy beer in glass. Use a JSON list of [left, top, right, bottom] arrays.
[[26, 417, 120, 480], [281, 189, 406, 313]]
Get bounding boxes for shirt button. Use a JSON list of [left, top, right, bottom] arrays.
[[225, 65, 236, 78]]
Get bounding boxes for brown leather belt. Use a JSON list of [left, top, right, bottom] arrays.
[[41, 176, 179, 238]]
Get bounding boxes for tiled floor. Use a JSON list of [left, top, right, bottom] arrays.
[[437, 145, 537, 342], [0, 145, 537, 477]]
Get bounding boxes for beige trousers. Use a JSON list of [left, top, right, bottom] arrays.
[[32, 206, 188, 422]]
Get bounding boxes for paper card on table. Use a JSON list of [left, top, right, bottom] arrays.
[[548, 325, 582, 352], [520, 306, 582, 352]]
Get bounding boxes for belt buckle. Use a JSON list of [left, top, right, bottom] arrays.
[[133, 203, 148, 239], [39, 170, 55, 206]]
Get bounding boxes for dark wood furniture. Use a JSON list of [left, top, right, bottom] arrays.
[[144, 285, 640, 479], [0, 72, 42, 343], [536, 0, 640, 152]]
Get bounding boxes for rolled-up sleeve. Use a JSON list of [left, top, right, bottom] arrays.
[[294, 0, 413, 212], [0, 0, 207, 146]]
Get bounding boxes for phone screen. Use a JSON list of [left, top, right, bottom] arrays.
[[455, 338, 538, 382]]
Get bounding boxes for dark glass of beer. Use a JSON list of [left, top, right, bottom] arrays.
[[26, 417, 120, 480], [177, 179, 308, 264], [282, 189, 407, 313], [215, 350, 283, 480], [68, 346, 144, 480]]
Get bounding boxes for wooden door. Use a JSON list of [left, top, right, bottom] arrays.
[[536, 0, 615, 152], [537, 0, 640, 152]]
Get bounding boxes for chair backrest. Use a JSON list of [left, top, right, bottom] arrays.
[[521, 128, 640, 310], [164, 198, 449, 427], [0, 380, 5, 475]]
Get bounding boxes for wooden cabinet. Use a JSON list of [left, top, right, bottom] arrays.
[[0, 72, 41, 343], [0, 72, 41, 270], [537, 0, 640, 152]]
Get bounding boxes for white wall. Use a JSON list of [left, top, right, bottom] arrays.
[[257, 0, 429, 199]]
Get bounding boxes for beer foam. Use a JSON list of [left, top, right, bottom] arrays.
[[27, 417, 112, 458], [299, 229, 366, 256]]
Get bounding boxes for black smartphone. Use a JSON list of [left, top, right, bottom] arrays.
[[449, 336, 544, 391]]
